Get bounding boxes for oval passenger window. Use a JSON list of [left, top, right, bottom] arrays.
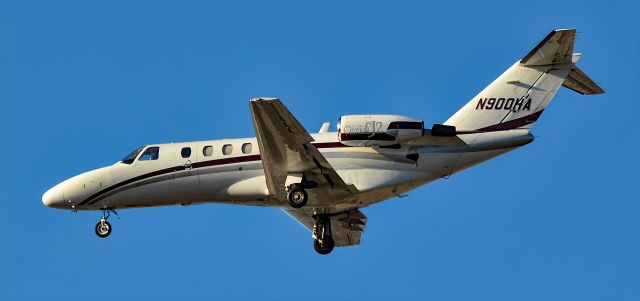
[[241, 143, 252, 154], [203, 145, 213, 156], [181, 147, 191, 158], [222, 144, 233, 155]]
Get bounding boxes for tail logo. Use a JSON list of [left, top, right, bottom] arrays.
[[475, 97, 532, 112]]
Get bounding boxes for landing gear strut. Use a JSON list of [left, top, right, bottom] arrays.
[[312, 214, 334, 255], [95, 209, 115, 238]]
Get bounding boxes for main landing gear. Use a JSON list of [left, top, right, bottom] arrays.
[[287, 184, 308, 208], [287, 180, 318, 208], [95, 209, 116, 238], [312, 214, 335, 255]]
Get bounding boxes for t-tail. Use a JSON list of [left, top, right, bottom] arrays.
[[444, 29, 604, 132]]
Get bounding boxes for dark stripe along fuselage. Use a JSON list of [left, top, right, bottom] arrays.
[[76, 123, 536, 207], [77, 142, 346, 207]]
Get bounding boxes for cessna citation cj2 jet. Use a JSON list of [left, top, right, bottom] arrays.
[[43, 29, 603, 254]]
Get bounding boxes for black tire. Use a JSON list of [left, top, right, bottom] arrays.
[[287, 186, 308, 208], [313, 236, 335, 255], [95, 221, 112, 238]]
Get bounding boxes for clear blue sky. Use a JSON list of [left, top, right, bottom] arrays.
[[1, 1, 638, 300]]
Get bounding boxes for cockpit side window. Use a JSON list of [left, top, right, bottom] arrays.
[[139, 147, 160, 161], [121, 147, 144, 164]]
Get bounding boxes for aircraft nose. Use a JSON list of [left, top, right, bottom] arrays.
[[42, 185, 64, 208]]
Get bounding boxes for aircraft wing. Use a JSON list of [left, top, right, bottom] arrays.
[[249, 98, 358, 207], [284, 208, 368, 247]]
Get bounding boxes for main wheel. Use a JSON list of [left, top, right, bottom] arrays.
[[95, 220, 112, 238], [287, 186, 308, 208], [313, 236, 335, 255]]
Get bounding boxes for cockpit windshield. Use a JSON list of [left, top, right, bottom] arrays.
[[120, 146, 144, 164]]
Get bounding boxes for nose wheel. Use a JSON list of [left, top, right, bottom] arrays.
[[95, 218, 112, 238], [94, 209, 116, 238]]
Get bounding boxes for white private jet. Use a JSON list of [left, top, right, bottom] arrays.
[[43, 29, 603, 254]]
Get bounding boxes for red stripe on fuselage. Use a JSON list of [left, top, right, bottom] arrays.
[[476, 110, 544, 132], [77, 141, 349, 206]]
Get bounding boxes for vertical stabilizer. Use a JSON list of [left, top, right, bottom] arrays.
[[444, 29, 604, 132]]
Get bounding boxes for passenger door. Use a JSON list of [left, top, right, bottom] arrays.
[[175, 145, 199, 191]]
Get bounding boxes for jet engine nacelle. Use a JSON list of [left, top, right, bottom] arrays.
[[338, 115, 423, 147]]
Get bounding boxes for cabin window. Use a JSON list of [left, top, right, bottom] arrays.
[[181, 147, 191, 158], [139, 147, 160, 161], [241, 143, 252, 154], [222, 144, 233, 155], [203, 145, 213, 156]]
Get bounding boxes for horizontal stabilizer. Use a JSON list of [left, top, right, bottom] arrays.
[[562, 66, 605, 95], [521, 29, 576, 66]]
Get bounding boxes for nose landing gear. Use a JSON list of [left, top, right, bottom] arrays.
[[94, 209, 116, 238], [95, 218, 111, 238], [312, 214, 335, 255]]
